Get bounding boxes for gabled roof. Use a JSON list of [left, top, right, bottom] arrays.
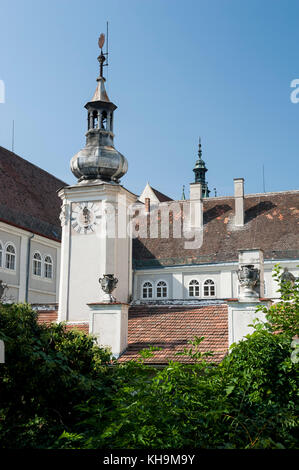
[[150, 187, 173, 203], [139, 182, 173, 204], [118, 303, 229, 364], [0, 146, 67, 241], [133, 191, 299, 267]]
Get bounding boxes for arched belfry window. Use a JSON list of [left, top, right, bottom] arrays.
[[189, 279, 200, 297], [101, 110, 107, 130], [44, 255, 53, 279], [142, 281, 153, 299], [203, 279, 216, 297], [5, 244, 16, 270], [0, 241, 2, 267], [33, 252, 42, 276], [156, 280, 168, 298], [92, 110, 98, 129]]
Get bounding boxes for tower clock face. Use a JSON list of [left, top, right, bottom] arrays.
[[71, 202, 101, 234]]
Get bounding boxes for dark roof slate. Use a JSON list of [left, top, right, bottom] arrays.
[[0, 146, 67, 241], [151, 186, 173, 202], [133, 192, 299, 267]]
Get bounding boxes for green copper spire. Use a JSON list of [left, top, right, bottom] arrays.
[[193, 137, 210, 198], [181, 185, 186, 200]]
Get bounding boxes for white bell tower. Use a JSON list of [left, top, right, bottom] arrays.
[[58, 35, 137, 356]]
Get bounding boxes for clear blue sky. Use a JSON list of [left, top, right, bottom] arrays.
[[0, 0, 298, 199]]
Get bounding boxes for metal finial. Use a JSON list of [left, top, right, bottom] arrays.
[[97, 33, 106, 79], [198, 137, 202, 159], [181, 185, 186, 200]]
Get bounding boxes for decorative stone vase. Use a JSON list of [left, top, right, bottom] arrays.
[[99, 274, 118, 303], [237, 264, 260, 301]]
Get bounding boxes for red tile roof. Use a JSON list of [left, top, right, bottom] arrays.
[[37, 310, 58, 325], [133, 191, 299, 267], [37, 310, 89, 334], [0, 146, 67, 241], [119, 304, 229, 364]]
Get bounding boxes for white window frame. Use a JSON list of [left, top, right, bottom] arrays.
[[142, 281, 153, 299], [156, 280, 168, 299], [32, 251, 42, 277], [4, 242, 16, 271], [188, 279, 200, 297], [44, 255, 53, 280], [0, 240, 2, 268], [203, 278, 216, 297]]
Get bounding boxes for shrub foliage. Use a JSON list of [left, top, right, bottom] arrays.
[[0, 266, 298, 448]]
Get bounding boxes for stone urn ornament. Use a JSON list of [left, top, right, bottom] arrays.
[[237, 264, 260, 301], [281, 267, 296, 286], [99, 274, 118, 303]]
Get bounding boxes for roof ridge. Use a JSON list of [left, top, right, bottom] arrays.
[[150, 186, 173, 202]]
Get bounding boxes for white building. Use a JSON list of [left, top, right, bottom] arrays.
[[0, 146, 63, 304], [1, 37, 298, 363]]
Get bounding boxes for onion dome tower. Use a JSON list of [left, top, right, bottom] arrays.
[[193, 137, 210, 198], [70, 35, 128, 183]]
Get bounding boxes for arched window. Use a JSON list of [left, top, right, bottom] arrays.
[[92, 110, 98, 129], [0, 241, 2, 267], [189, 279, 200, 297], [5, 244, 16, 270], [44, 255, 53, 279], [101, 110, 107, 129], [33, 252, 42, 276], [156, 280, 168, 298], [142, 281, 153, 299], [203, 279, 215, 297]]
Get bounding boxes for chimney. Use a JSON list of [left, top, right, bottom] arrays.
[[145, 197, 150, 213], [189, 182, 203, 229], [234, 178, 244, 226]]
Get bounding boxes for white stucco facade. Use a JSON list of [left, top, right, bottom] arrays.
[[58, 182, 137, 323], [0, 220, 61, 304], [132, 259, 299, 302]]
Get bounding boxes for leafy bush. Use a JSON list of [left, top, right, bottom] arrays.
[[0, 266, 298, 448], [0, 303, 111, 448]]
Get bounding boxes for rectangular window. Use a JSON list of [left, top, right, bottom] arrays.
[[6, 254, 15, 270]]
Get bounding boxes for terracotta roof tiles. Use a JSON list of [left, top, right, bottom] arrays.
[[119, 304, 229, 364]]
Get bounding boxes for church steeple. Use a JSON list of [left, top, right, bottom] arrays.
[[193, 137, 210, 198], [70, 34, 128, 183]]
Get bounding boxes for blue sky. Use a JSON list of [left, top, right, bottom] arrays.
[[0, 0, 298, 199]]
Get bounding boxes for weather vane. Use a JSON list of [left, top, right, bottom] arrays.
[[97, 23, 109, 80]]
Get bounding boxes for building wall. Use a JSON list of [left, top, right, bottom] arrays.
[[133, 260, 299, 301], [0, 227, 21, 302], [0, 221, 61, 304], [28, 239, 58, 303]]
